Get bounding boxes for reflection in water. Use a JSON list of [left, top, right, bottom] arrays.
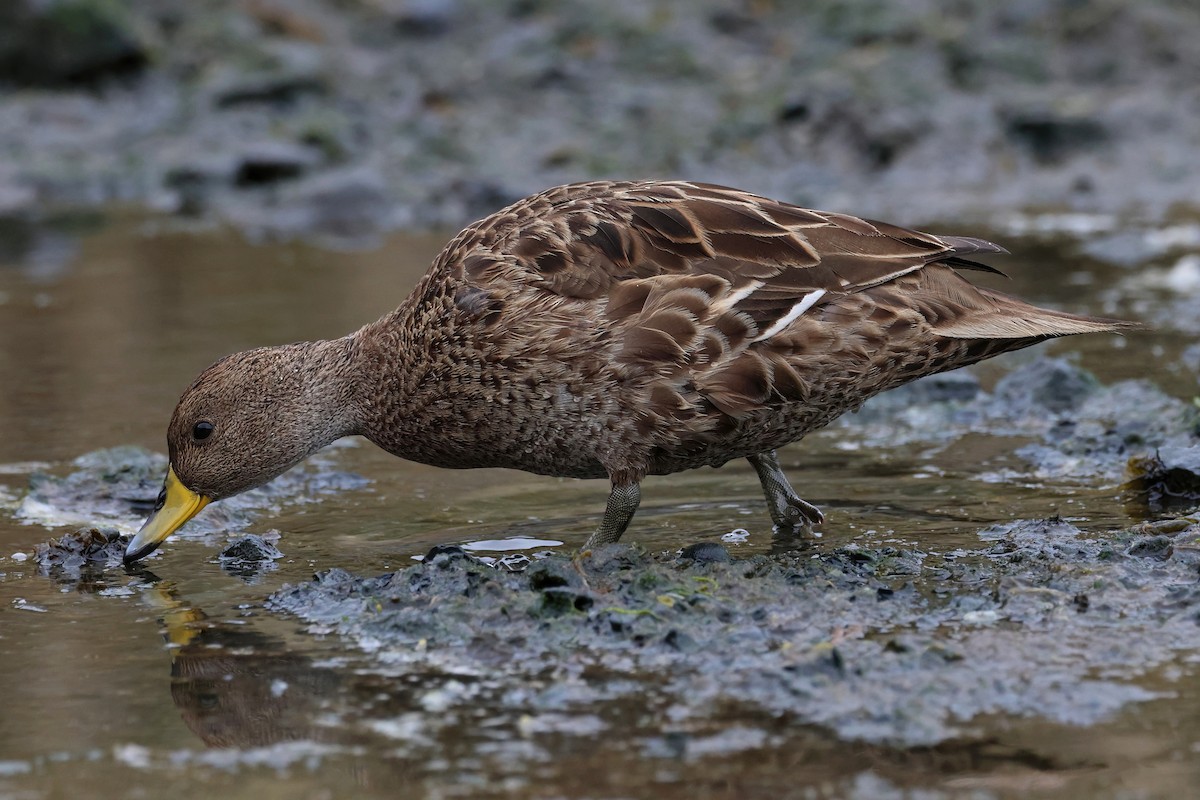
[[147, 583, 342, 749]]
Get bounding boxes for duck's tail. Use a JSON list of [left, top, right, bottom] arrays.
[[934, 286, 1141, 341]]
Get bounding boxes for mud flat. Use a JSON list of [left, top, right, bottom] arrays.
[[268, 515, 1200, 748]]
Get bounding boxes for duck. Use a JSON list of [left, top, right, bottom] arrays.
[[124, 180, 1136, 564]]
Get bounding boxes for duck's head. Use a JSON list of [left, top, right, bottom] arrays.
[[124, 341, 359, 565]]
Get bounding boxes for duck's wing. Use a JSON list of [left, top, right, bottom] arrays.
[[472, 180, 1000, 294], [455, 181, 1129, 419], [460, 180, 1005, 338]]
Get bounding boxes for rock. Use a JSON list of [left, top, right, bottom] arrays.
[[219, 168, 397, 246], [577, 544, 650, 575], [1125, 535, 1173, 561], [1001, 105, 1108, 165], [220, 534, 284, 563], [678, 542, 732, 564], [33, 527, 128, 579], [423, 543, 469, 564], [390, 0, 460, 37], [992, 357, 1102, 415], [219, 534, 284, 581], [284, 168, 395, 239], [234, 141, 322, 186], [525, 559, 587, 592], [1126, 444, 1200, 514], [0, 0, 150, 86], [209, 41, 328, 108], [879, 369, 982, 408], [912, 370, 983, 403], [163, 155, 241, 215], [445, 179, 525, 226]]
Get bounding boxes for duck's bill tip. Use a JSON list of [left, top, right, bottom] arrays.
[[123, 537, 163, 566], [124, 466, 210, 566]]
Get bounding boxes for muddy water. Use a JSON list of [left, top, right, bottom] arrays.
[[0, 215, 1196, 798]]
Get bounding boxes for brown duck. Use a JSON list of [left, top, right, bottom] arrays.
[[125, 180, 1135, 564]]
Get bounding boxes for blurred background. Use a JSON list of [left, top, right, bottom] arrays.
[[1, 0, 1198, 246]]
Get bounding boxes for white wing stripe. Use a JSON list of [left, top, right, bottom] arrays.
[[712, 281, 762, 314], [754, 289, 827, 342]]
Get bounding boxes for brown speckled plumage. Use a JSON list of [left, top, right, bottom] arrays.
[[127, 180, 1137, 564]]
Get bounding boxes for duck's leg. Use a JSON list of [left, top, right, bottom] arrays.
[[747, 451, 824, 531], [583, 482, 641, 548]]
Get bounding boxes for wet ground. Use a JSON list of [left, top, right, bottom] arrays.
[[1, 215, 1200, 798]]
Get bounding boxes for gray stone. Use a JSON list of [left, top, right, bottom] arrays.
[[992, 357, 1101, 415], [0, 0, 150, 86], [234, 141, 322, 186]]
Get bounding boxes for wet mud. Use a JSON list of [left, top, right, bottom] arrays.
[[269, 515, 1200, 749]]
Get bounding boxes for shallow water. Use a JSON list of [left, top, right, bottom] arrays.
[[0, 214, 1197, 798]]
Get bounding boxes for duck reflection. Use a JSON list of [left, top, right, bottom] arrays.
[[145, 583, 343, 748]]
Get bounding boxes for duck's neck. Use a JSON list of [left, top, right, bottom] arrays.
[[282, 335, 368, 455], [344, 312, 459, 464]]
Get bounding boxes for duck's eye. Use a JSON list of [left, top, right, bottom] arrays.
[[193, 421, 214, 441]]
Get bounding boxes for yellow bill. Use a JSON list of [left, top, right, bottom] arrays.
[[124, 466, 210, 565]]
